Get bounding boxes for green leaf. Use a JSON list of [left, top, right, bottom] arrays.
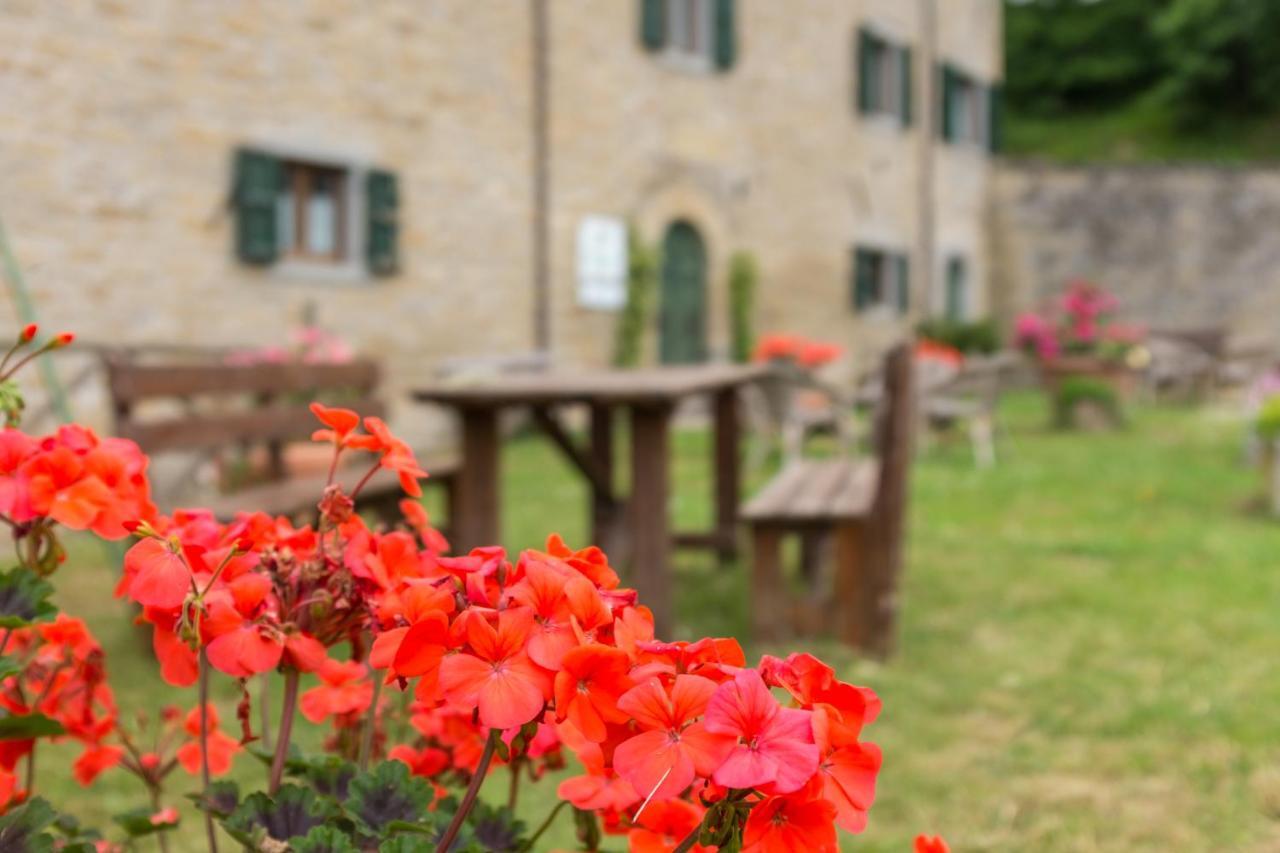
[[291, 825, 360, 853], [0, 657, 23, 682], [0, 713, 64, 741], [112, 807, 179, 838], [0, 568, 57, 629], [223, 785, 332, 844], [187, 780, 240, 818], [301, 755, 357, 801], [0, 797, 58, 853], [345, 761, 435, 839]]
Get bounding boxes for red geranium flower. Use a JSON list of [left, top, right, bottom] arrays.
[[741, 787, 837, 853], [915, 834, 950, 853], [703, 669, 818, 794], [438, 608, 551, 730], [300, 659, 375, 723], [552, 644, 632, 743]]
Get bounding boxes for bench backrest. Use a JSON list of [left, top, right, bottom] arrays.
[[871, 342, 915, 518], [104, 354, 385, 476]]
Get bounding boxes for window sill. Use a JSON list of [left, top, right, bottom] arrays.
[[656, 50, 717, 76], [860, 111, 910, 133], [264, 258, 377, 286]]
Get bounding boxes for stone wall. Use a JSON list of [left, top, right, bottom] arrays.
[[992, 162, 1280, 346]]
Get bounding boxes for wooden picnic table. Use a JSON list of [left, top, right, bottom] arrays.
[[412, 363, 769, 636]]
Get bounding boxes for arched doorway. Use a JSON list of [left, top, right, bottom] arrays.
[[659, 220, 708, 364]]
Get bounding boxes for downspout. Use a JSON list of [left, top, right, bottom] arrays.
[[916, 0, 937, 320], [531, 0, 552, 353]]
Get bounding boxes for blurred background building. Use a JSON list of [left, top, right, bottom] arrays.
[[0, 1, 1002, 435]]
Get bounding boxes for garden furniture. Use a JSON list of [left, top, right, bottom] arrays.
[[412, 362, 768, 636], [742, 342, 914, 656], [103, 351, 458, 525]]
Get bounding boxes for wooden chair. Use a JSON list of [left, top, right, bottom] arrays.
[[742, 342, 915, 656], [103, 352, 458, 525], [920, 352, 1017, 468]]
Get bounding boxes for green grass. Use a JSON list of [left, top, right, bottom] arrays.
[[1005, 99, 1280, 164], [36, 393, 1280, 850]]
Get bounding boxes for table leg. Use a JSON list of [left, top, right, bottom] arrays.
[[589, 403, 624, 558], [456, 406, 500, 552], [629, 403, 673, 638], [713, 387, 742, 565]]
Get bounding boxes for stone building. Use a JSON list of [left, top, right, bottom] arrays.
[[0, 0, 1002, 437]]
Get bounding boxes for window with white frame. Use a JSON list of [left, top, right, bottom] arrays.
[[857, 28, 911, 124], [944, 256, 968, 320], [941, 65, 992, 147], [852, 247, 910, 315], [664, 0, 714, 63]]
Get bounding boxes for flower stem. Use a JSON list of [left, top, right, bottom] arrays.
[[435, 728, 500, 853], [198, 650, 219, 853], [258, 672, 272, 752], [507, 757, 521, 810], [268, 669, 301, 795], [358, 675, 382, 771], [148, 784, 172, 853], [672, 826, 702, 853], [518, 800, 568, 852]]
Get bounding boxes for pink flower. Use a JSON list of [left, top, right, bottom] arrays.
[[702, 669, 819, 794]]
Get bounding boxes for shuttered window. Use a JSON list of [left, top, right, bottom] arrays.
[[945, 256, 968, 320], [852, 247, 911, 316], [940, 63, 995, 148], [856, 27, 912, 127], [231, 148, 400, 277], [641, 0, 735, 71]]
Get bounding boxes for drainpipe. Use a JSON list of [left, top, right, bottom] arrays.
[[531, 0, 552, 353], [916, 0, 937, 321]]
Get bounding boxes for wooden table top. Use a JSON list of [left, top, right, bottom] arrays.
[[412, 363, 769, 407]]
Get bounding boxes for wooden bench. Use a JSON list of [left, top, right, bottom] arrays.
[[742, 342, 914, 656], [103, 353, 458, 526]]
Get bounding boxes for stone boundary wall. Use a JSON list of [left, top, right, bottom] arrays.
[[991, 161, 1280, 347]]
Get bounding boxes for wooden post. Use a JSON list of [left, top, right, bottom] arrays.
[[629, 403, 673, 637], [750, 525, 784, 642], [589, 404, 623, 557], [712, 387, 741, 565], [832, 521, 868, 648], [456, 406, 501, 552]]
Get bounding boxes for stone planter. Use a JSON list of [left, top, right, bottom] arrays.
[[1039, 356, 1137, 399], [1039, 356, 1134, 430]]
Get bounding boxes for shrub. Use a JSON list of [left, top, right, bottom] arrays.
[[916, 318, 1000, 355], [1256, 396, 1280, 442], [728, 251, 757, 364], [612, 229, 656, 368], [1054, 375, 1122, 429]]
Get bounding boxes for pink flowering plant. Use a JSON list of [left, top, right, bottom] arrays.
[[1015, 280, 1144, 364], [0, 325, 973, 852]]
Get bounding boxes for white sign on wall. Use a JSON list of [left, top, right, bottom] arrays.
[[576, 215, 629, 310]]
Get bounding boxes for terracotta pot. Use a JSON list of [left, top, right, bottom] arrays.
[[1039, 356, 1137, 400]]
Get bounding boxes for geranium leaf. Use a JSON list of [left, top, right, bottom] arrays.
[[0, 797, 57, 852], [467, 802, 524, 852], [112, 807, 178, 838], [224, 786, 332, 844], [0, 568, 57, 629], [346, 761, 434, 838], [301, 755, 357, 801], [187, 780, 240, 818], [0, 713, 65, 740], [290, 825, 360, 853]]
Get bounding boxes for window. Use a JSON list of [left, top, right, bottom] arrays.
[[941, 64, 995, 148], [857, 28, 912, 124], [278, 161, 347, 262], [232, 148, 400, 278], [665, 0, 713, 62], [852, 247, 910, 316], [944, 256, 968, 320], [639, 0, 736, 71]]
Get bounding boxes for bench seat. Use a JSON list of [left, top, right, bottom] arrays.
[[742, 458, 877, 524]]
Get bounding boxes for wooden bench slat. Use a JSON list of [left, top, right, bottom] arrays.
[[741, 461, 811, 520], [118, 399, 386, 453], [108, 360, 381, 402], [830, 460, 877, 517], [790, 459, 854, 518]]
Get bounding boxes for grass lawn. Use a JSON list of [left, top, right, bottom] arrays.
[[37, 392, 1280, 850]]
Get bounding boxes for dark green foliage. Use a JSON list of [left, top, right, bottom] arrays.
[[112, 806, 179, 838], [0, 566, 57, 628], [916, 318, 1001, 355], [291, 825, 361, 853], [0, 713, 64, 741], [0, 798, 57, 853], [727, 251, 757, 364], [1054, 375, 1122, 429], [188, 780, 241, 818], [613, 229, 657, 368], [224, 785, 333, 847], [345, 760, 434, 838]]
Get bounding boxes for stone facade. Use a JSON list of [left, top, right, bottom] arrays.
[[0, 0, 1001, 440], [992, 163, 1280, 345]]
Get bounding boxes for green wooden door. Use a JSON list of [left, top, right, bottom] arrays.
[[660, 221, 708, 364]]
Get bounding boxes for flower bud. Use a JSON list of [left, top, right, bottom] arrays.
[[18, 324, 37, 344]]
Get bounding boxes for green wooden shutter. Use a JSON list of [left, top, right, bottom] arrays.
[[641, 0, 665, 51], [988, 82, 1003, 153], [852, 248, 873, 311], [939, 64, 957, 142], [857, 29, 876, 113], [895, 254, 910, 315], [945, 257, 965, 320], [233, 148, 281, 266], [713, 0, 736, 70], [365, 169, 400, 277], [899, 45, 913, 125]]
